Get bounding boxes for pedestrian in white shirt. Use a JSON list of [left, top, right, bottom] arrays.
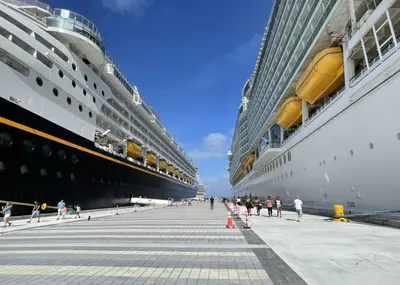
[[293, 196, 303, 222]]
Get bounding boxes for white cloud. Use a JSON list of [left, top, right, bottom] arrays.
[[225, 34, 262, 65], [101, 0, 153, 17], [188, 133, 231, 160]]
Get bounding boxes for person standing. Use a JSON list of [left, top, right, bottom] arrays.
[[2, 202, 12, 228], [245, 199, 253, 216], [265, 196, 273, 218], [74, 205, 81, 219], [275, 196, 282, 218], [56, 200, 65, 220], [27, 201, 40, 223], [210, 196, 214, 210], [294, 196, 303, 222]]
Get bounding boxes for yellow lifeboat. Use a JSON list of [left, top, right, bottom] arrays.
[[179, 172, 183, 179], [127, 141, 142, 158], [167, 165, 174, 173], [146, 153, 156, 166], [231, 166, 244, 185], [159, 160, 167, 170], [243, 153, 255, 168], [174, 169, 179, 177], [276, 97, 302, 129], [296, 47, 344, 105]]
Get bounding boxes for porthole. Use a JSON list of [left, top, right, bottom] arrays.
[[281, 174, 283, 180], [319, 162, 322, 166], [71, 154, 79, 164], [67, 97, 71, 105], [0, 132, 13, 148], [283, 155, 286, 164], [70, 173, 75, 180], [93, 97, 96, 103], [397, 133, 400, 140], [288, 151, 291, 161], [279, 157, 282, 166], [53, 87, 58, 96], [323, 160, 326, 165], [334, 156, 337, 161], [0, 161, 5, 171], [350, 150, 354, 156], [83, 89, 87, 96], [79, 105, 82, 112], [40, 168, 47, 176], [369, 143, 374, 149], [89, 111, 92, 118], [72, 63, 77, 71], [36, 77, 43, 86], [93, 83, 97, 89], [58, 70, 64, 78], [102, 90, 105, 96], [56, 171, 62, 179], [22, 140, 34, 153], [20, 165, 28, 174], [72, 80, 76, 88], [290, 171, 293, 177], [84, 74, 88, 81], [58, 149, 66, 160], [42, 145, 52, 157], [286, 172, 288, 178]]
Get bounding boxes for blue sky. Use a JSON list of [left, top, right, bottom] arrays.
[[48, 0, 272, 197]]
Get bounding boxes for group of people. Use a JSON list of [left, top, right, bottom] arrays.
[[240, 196, 304, 222], [1, 200, 82, 227]]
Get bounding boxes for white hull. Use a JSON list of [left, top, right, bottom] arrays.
[[234, 44, 400, 214]]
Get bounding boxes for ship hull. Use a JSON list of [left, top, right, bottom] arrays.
[[0, 97, 196, 215], [233, 47, 400, 215]]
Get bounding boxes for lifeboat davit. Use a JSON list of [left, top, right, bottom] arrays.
[[276, 97, 302, 129], [296, 47, 344, 105], [127, 141, 142, 158]]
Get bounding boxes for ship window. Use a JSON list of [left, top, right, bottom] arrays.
[[89, 111, 92, 118], [70, 173, 75, 180], [72, 80, 76, 88], [279, 157, 282, 166], [102, 90, 105, 96], [40, 168, 47, 176], [71, 154, 79, 164], [0, 132, 13, 148], [288, 151, 291, 161], [323, 160, 326, 165], [57, 171, 62, 179], [369, 143, 374, 149], [67, 97, 71, 105], [350, 150, 354, 156], [72, 63, 77, 71], [36, 77, 43, 86], [93, 97, 96, 103], [283, 155, 286, 164], [22, 140, 34, 153], [334, 156, 337, 161], [53, 88, 58, 96], [20, 165, 28, 174], [397, 133, 400, 140], [0, 161, 5, 171], [290, 171, 293, 177], [58, 70, 64, 78], [42, 145, 52, 157], [84, 74, 88, 81], [58, 149, 66, 160], [79, 105, 82, 112], [83, 89, 87, 96], [93, 83, 97, 90]]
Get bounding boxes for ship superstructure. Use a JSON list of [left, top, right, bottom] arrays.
[[0, 0, 198, 213], [228, 0, 400, 214]]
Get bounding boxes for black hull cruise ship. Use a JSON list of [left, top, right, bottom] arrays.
[[0, 0, 197, 215]]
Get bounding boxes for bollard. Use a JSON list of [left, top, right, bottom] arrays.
[[134, 203, 137, 212], [242, 212, 251, 229], [116, 205, 119, 215]]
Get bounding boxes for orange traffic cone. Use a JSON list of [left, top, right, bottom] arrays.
[[226, 210, 234, 228]]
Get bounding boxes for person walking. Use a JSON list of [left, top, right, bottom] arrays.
[[294, 196, 303, 222], [210, 196, 214, 210], [275, 196, 282, 218], [27, 201, 40, 223], [74, 205, 81, 219], [245, 199, 253, 216], [255, 198, 262, 216], [56, 200, 65, 220], [2, 202, 12, 228], [265, 196, 273, 217]]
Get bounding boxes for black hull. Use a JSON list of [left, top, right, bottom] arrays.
[[0, 97, 196, 215]]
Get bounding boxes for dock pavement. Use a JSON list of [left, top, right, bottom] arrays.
[[0, 201, 307, 285]]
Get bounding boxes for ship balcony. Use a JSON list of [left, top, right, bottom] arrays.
[[45, 9, 105, 66], [8, 0, 53, 18], [104, 63, 138, 100], [252, 142, 282, 172]]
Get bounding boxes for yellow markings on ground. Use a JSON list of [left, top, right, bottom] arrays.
[[0, 265, 264, 279], [0, 250, 255, 256]]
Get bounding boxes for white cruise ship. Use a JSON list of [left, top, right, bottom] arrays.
[[228, 0, 400, 215], [0, 0, 198, 215]]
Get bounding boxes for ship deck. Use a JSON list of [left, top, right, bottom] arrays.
[[0, 202, 398, 284]]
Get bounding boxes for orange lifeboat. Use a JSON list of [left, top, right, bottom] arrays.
[[296, 47, 344, 104], [167, 165, 174, 174], [243, 153, 255, 168], [146, 153, 156, 166], [159, 160, 167, 170], [276, 97, 302, 129], [127, 141, 142, 158]]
